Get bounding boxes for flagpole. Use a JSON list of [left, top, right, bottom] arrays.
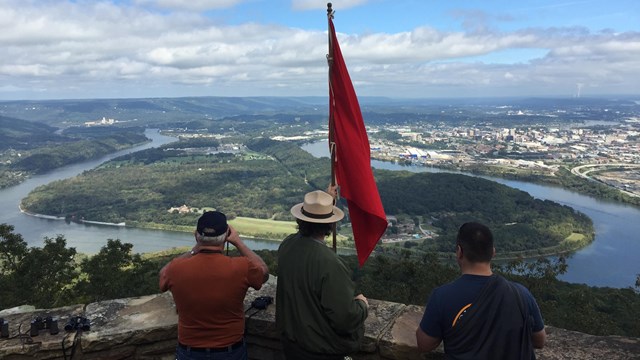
[[327, 2, 337, 253]]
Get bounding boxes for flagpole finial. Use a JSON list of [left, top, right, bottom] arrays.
[[327, 3, 334, 18]]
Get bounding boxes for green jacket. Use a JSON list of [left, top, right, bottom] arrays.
[[276, 233, 368, 355]]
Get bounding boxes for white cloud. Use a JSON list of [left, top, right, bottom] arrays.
[[0, 0, 638, 99], [292, 0, 369, 11], [135, 0, 246, 11]]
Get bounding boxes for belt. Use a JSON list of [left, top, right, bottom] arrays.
[[178, 339, 244, 353]]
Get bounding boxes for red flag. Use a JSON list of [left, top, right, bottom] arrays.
[[328, 18, 387, 266]]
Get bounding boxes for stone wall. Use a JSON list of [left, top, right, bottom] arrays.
[[1, 277, 639, 359]]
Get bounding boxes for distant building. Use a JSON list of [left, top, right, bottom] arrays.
[[84, 116, 117, 126], [168, 204, 191, 214], [400, 132, 422, 142]]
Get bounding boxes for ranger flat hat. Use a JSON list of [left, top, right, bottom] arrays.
[[290, 190, 344, 224]]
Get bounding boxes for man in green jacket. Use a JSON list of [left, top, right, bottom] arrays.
[[276, 190, 369, 360]]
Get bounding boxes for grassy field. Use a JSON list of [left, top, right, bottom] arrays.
[[140, 217, 353, 259], [132, 216, 298, 240], [228, 216, 298, 238], [139, 217, 298, 259], [131, 215, 355, 246], [565, 232, 586, 243], [494, 232, 592, 260], [228, 216, 350, 247]]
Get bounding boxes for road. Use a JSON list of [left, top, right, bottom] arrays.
[[571, 163, 640, 197]]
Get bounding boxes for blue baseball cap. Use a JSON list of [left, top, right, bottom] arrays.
[[197, 211, 228, 237]]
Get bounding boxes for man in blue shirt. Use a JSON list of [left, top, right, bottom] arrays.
[[416, 222, 546, 359]]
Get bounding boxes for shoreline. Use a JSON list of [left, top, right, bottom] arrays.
[[17, 207, 356, 255], [19, 206, 126, 227], [18, 208, 290, 244]]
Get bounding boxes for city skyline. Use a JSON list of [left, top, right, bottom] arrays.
[[1, 0, 639, 100]]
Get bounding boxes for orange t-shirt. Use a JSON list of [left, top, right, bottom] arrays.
[[162, 252, 264, 347]]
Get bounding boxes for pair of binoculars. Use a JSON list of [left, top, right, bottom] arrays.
[[251, 296, 273, 310], [30, 316, 59, 336], [0, 318, 9, 338], [64, 316, 91, 332]]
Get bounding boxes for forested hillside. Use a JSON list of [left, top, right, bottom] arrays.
[[14, 131, 148, 173], [1, 96, 633, 129], [0, 120, 149, 188], [0, 115, 61, 150], [0, 97, 329, 128]]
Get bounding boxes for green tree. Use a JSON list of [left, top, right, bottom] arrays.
[[0, 224, 29, 307], [0, 224, 28, 273], [0, 225, 77, 308], [15, 236, 78, 307], [75, 239, 157, 302]]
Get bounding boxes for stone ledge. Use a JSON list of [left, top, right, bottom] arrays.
[[1, 276, 639, 359]]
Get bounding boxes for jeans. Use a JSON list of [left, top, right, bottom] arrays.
[[175, 341, 247, 360]]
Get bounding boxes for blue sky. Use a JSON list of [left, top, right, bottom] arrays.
[[0, 0, 638, 100]]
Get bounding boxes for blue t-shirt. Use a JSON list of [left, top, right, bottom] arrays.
[[420, 274, 544, 339]]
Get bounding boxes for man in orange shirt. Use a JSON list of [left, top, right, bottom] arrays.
[[160, 211, 269, 360]]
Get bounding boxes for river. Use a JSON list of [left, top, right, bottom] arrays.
[[0, 129, 280, 255], [301, 140, 640, 289], [1, 133, 638, 288]]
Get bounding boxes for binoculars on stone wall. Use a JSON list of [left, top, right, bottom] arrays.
[[5, 315, 91, 338], [30, 316, 59, 336], [64, 316, 91, 332], [1, 318, 9, 338], [251, 295, 274, 310]]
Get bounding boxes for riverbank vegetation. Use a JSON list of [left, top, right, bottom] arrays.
[[439, 162, 640, 207], [1, 225, 638, 338], [20, 138, 593, 255]]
